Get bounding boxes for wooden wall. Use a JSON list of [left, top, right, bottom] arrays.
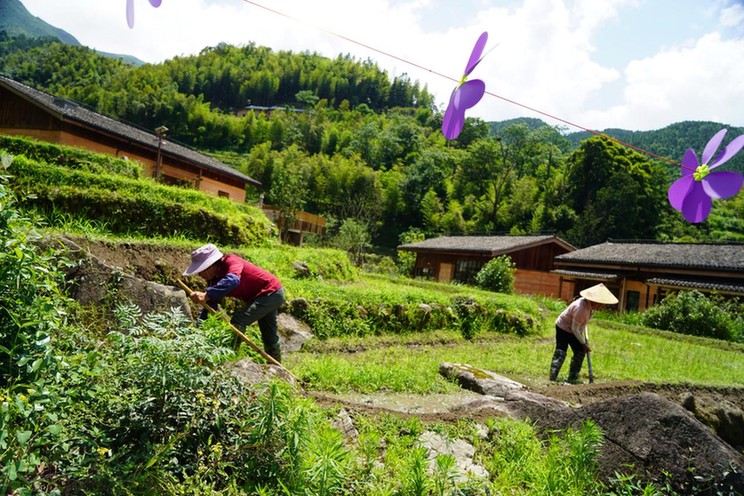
[[515, 269, 562, 297]]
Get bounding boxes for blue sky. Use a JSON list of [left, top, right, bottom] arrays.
[[18, 0, 744, 132]]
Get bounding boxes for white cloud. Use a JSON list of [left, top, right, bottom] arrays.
[[17, 0, 744, 131], [581, 33, 744, 130]]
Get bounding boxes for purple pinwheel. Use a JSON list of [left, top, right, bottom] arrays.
[[127, 0, 163, 29], [668, 129, 744, 223], [442, 31, 489, 141]]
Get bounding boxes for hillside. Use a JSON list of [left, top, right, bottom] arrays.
[[0, 0, 79, 45], [3, 27, 744, 248]]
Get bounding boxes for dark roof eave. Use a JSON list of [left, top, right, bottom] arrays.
[[398, 235, 574, 253]]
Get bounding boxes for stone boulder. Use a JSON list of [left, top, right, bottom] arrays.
[[440, 362, 744, 494], [226, 359, 298, 386], [579, 393, 744, 495], [277, 313, 314, 352]]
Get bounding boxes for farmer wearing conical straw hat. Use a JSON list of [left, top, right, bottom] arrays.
[[550, 283, 618, 383]]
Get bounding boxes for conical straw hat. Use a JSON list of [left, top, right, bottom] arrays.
[[579, 283, 618, 305]]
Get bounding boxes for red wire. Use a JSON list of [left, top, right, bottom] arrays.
[[242, 0, 686, 170]]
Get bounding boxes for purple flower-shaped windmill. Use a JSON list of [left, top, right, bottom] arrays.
[[442, 31, 489, 140], [668, 129, 744, 223], [127, 0, 162, 29]]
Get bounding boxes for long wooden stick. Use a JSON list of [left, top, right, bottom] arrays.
[[585, 330, 594, 384], [176, 278, 297, 380]]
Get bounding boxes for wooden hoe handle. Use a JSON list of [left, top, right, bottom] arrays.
[[176, 278, 297, 380]]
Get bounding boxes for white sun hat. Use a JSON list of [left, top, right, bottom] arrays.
[[183, 243, 223, 276], [579, 283, 619, 305]]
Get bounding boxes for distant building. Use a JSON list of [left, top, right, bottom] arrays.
[[0, 75, 260, 202], [397, 235, 575, 297], [234, 105, 306, 118], [553, 240, 744, 313], [261, 205, 326, 246]]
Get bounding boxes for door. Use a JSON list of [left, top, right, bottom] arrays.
[[439, 263, 454, 283]]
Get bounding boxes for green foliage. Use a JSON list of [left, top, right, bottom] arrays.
[[452, 296, 483, 340], [397, 228, 425, 275], [299, 424, 351, 496], [475, 255, 516, 294], [564, 136, 668, 247], [640, 290, 737, 341], [329, 218, 371, 265], [0, 134, 142, 178], [0, 154, 69, 493], [5, 38, 744, 247], [0, 154, 66, 387], [6, 153, 275, 246]]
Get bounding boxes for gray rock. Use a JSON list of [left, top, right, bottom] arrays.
[[439, 362, 525, 397], [226, 358, 297, 385], [277, 313, 314, 352], [331, 408, 359, 442], [440, 362, 744, 494], [419, 430, 489, 482]]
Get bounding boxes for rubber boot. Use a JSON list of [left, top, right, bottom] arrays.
[[549, 349, 567, 381], [265, 343, 282, 364], [567, 350, 585, 384]]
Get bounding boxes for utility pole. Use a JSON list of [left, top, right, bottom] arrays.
[[154, 125, 168, 181]]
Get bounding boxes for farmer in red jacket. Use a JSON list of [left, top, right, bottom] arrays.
[[183, 243, 285, 362]]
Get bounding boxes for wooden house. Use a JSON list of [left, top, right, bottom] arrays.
[[552, 241, 744, 313], [0, 75, 260, 202], [397, 235, 576, 297]]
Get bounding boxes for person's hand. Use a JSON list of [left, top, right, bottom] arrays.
[[189, 291, 208, 304], [583, 344, 591, 353]]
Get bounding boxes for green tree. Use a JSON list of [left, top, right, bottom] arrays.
[[267, 146, 307, 243], [564, 136, 667, 246], [331, 218, 371, 265]]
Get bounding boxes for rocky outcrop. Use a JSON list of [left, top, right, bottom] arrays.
[[47, 236, 190, 316], [440, 362, 744, 495]]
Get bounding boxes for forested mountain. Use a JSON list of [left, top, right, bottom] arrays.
[[2, 32, 743, 250], [0, 0, 79, 45], [566, 121, 744, 174]]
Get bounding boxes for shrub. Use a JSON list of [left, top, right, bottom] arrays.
[[475, 255, 515, 294], [6, 153, 277, 246], [640, 290, 735, 341], [0, 153, 69, 492]]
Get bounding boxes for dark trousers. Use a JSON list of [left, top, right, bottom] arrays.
[[554, 325, 586, 382], [555, 325, 584, 355], [231, 287, 285, 349]]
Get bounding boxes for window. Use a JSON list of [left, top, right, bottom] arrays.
[[413, 266, 434, 279], [218, 190, 230, 198], [625, 290, 640, 312], [455, 259, 484, 284]]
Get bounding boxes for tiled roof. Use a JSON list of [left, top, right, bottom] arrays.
[[647, 277, 744, 294], [555, 241, 744, 272], [398, 235, 573, 254], [551, 268, 626, 280], [0, 75, 260, 187]]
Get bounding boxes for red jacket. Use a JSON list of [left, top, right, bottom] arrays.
[[206, 254, 282, 303]]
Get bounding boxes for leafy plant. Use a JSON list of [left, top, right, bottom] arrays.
[[475, 255, 516, 294], [640, 290, 736, 341], [0, 154, 70, 493]]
